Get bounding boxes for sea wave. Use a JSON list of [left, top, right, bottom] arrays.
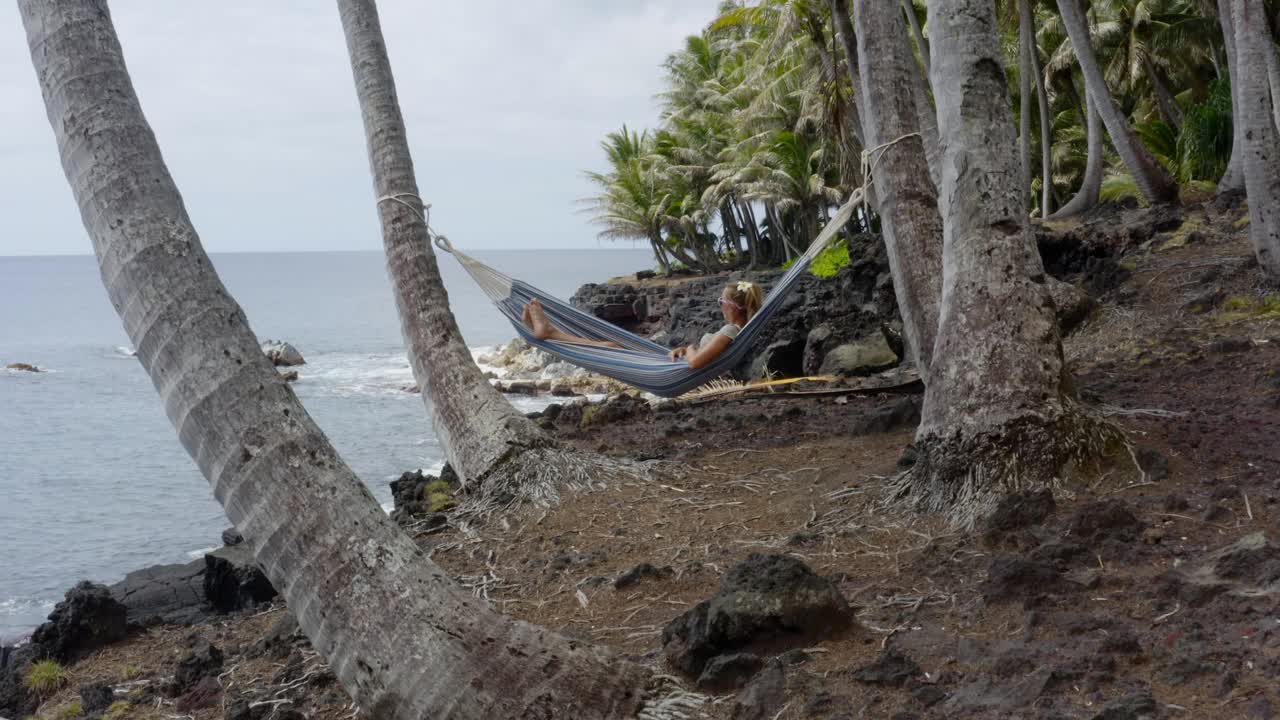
[[111, 345, 137, 358], [0, 596, 55, 642], [186, 546, 220, 559]]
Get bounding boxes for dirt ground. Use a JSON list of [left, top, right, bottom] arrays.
[[26, 200, 1280, 720]]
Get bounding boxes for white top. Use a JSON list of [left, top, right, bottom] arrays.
[[698, 322, 741, 350]]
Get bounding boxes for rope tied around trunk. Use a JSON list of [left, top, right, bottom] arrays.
[[375, 192, 454, 253]]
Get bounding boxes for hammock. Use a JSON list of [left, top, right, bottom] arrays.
[[418, 193, 863, 398]]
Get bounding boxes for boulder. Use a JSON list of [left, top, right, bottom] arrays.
[[78, 682, 114, 716], [0, 644, 39, 718], [171, 639, 223, 697], [1160, 532, 1280, 607], [221, 528, 245, 546], [539, 362, 579, 381], [730, 660, 786, 720], [204, 545, 276, 613], [661, 554, 852, 676], [749, 337, 806, 380], [818, 333, 900, 377], [109, 559, 209, 626], [31, 581, 129, 662], [259, 340, 304, 367], [697, 652, 764, 692]]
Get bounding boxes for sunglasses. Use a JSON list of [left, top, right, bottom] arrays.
[[718, 297, 743, 310]]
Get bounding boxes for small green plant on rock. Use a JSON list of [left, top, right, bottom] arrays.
[[103, 700, 131, 720], [423, 478, 456, 512], [23, 660, 67, 696], [1219, 294, 1280, 323], [118, 665, 142, 681]]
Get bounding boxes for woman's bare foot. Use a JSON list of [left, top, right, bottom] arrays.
[[525, 299, 555, 340], [523, 298, 623, 348]]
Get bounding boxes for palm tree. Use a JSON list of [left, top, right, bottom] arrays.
[[339, 0, 651, 509], [1056, 0, 1180, 204], [1229, 0, 1280, 279], [849, 0, 944, 375], [1216, 0, 1247, 193], [19, 1, 652, 717], [905, 0, 1125, 525]]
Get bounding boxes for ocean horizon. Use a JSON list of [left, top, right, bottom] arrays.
[[0, 246, 652, 640]]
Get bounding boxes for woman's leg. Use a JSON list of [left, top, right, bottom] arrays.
[[523, 299, 621, 349]]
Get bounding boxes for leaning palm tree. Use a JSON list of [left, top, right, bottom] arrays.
[[850, 0, 944, 375], [18, 1, 657, 717], [1056, 0, 1180, 204], [338, 0, 649, 510]]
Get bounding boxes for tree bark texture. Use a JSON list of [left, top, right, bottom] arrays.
[[1267, 40, 1280, 133], [1050, 81, 1105, 218], [853, 0, 944, 376], [1217, 0, 1247, 194], [1056, 0, 1179, 204], [915, 0, 1124, 524], [1231, 0, 1280, 279], [18, 2, 650, 718], [1144, 56, 1183, 131]]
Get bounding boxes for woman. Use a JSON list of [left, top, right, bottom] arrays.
[[522, 280, 764, 369]]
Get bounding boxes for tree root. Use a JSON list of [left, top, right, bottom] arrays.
[[887, 402, 1133, 529], [453, 446, 663, 520], [636, 674, 709, 720]]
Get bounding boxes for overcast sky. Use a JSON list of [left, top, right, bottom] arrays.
[[0, 1, 718, 256]]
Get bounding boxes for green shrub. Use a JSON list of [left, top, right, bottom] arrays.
[[23, 660, 67, 696], [52, 700, 82, 720], [810, 242, 850, 278], [782, 240, 850, 278], [423, 479, 456, 512], [103, 700, 131, 720], [118, 665, 142, 682]]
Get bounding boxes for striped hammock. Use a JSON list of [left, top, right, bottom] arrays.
[[434, 194, 863, 398]]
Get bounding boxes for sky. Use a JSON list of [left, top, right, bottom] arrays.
[[0, 1, 719, 256]]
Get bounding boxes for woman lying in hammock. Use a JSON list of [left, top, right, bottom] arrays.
[[522, 280, 764, 369]]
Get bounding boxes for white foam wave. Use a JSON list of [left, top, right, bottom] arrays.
[[112, 346, 136, 358], [186, 545, 219, 559], [293, 345, 516, 399]]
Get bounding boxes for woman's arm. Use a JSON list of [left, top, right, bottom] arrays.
[[684, 333, 732, 369]]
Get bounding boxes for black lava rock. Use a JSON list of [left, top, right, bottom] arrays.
[[31, 581, 129, 662]]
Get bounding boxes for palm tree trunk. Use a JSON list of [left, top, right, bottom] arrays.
[[1029, 9, 1054, 217], [1018, 0, 1035, 198], [1144, 56, 1184, 131], [1050, 82, 1104, 218], [339, 0, 639, 508], [738, 200, 762, 268], [910, 0, 1124, 524], [1217, 0, 1247, 194], [649, 234, 673, 275], [902, 0, 930, 74], [1231, 0, 1280, 280], [910, 51, 943, 189], [854, 0, 944, 375], [1057, 0, 1179, 204], [18, 2, 651, 718]]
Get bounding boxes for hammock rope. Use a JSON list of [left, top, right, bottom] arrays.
[[377, 133, 918, 397]]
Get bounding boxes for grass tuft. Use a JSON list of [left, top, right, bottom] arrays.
[[423, 478, 456, 512], [103, 700, 131, 720], [52, 700, 82, 720], [23, 660, 67, 696]]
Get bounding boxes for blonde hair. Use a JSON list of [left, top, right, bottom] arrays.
[[725, 280, 764, 320]]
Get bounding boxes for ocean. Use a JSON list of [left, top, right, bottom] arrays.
[[0, 247, 651, 641]]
